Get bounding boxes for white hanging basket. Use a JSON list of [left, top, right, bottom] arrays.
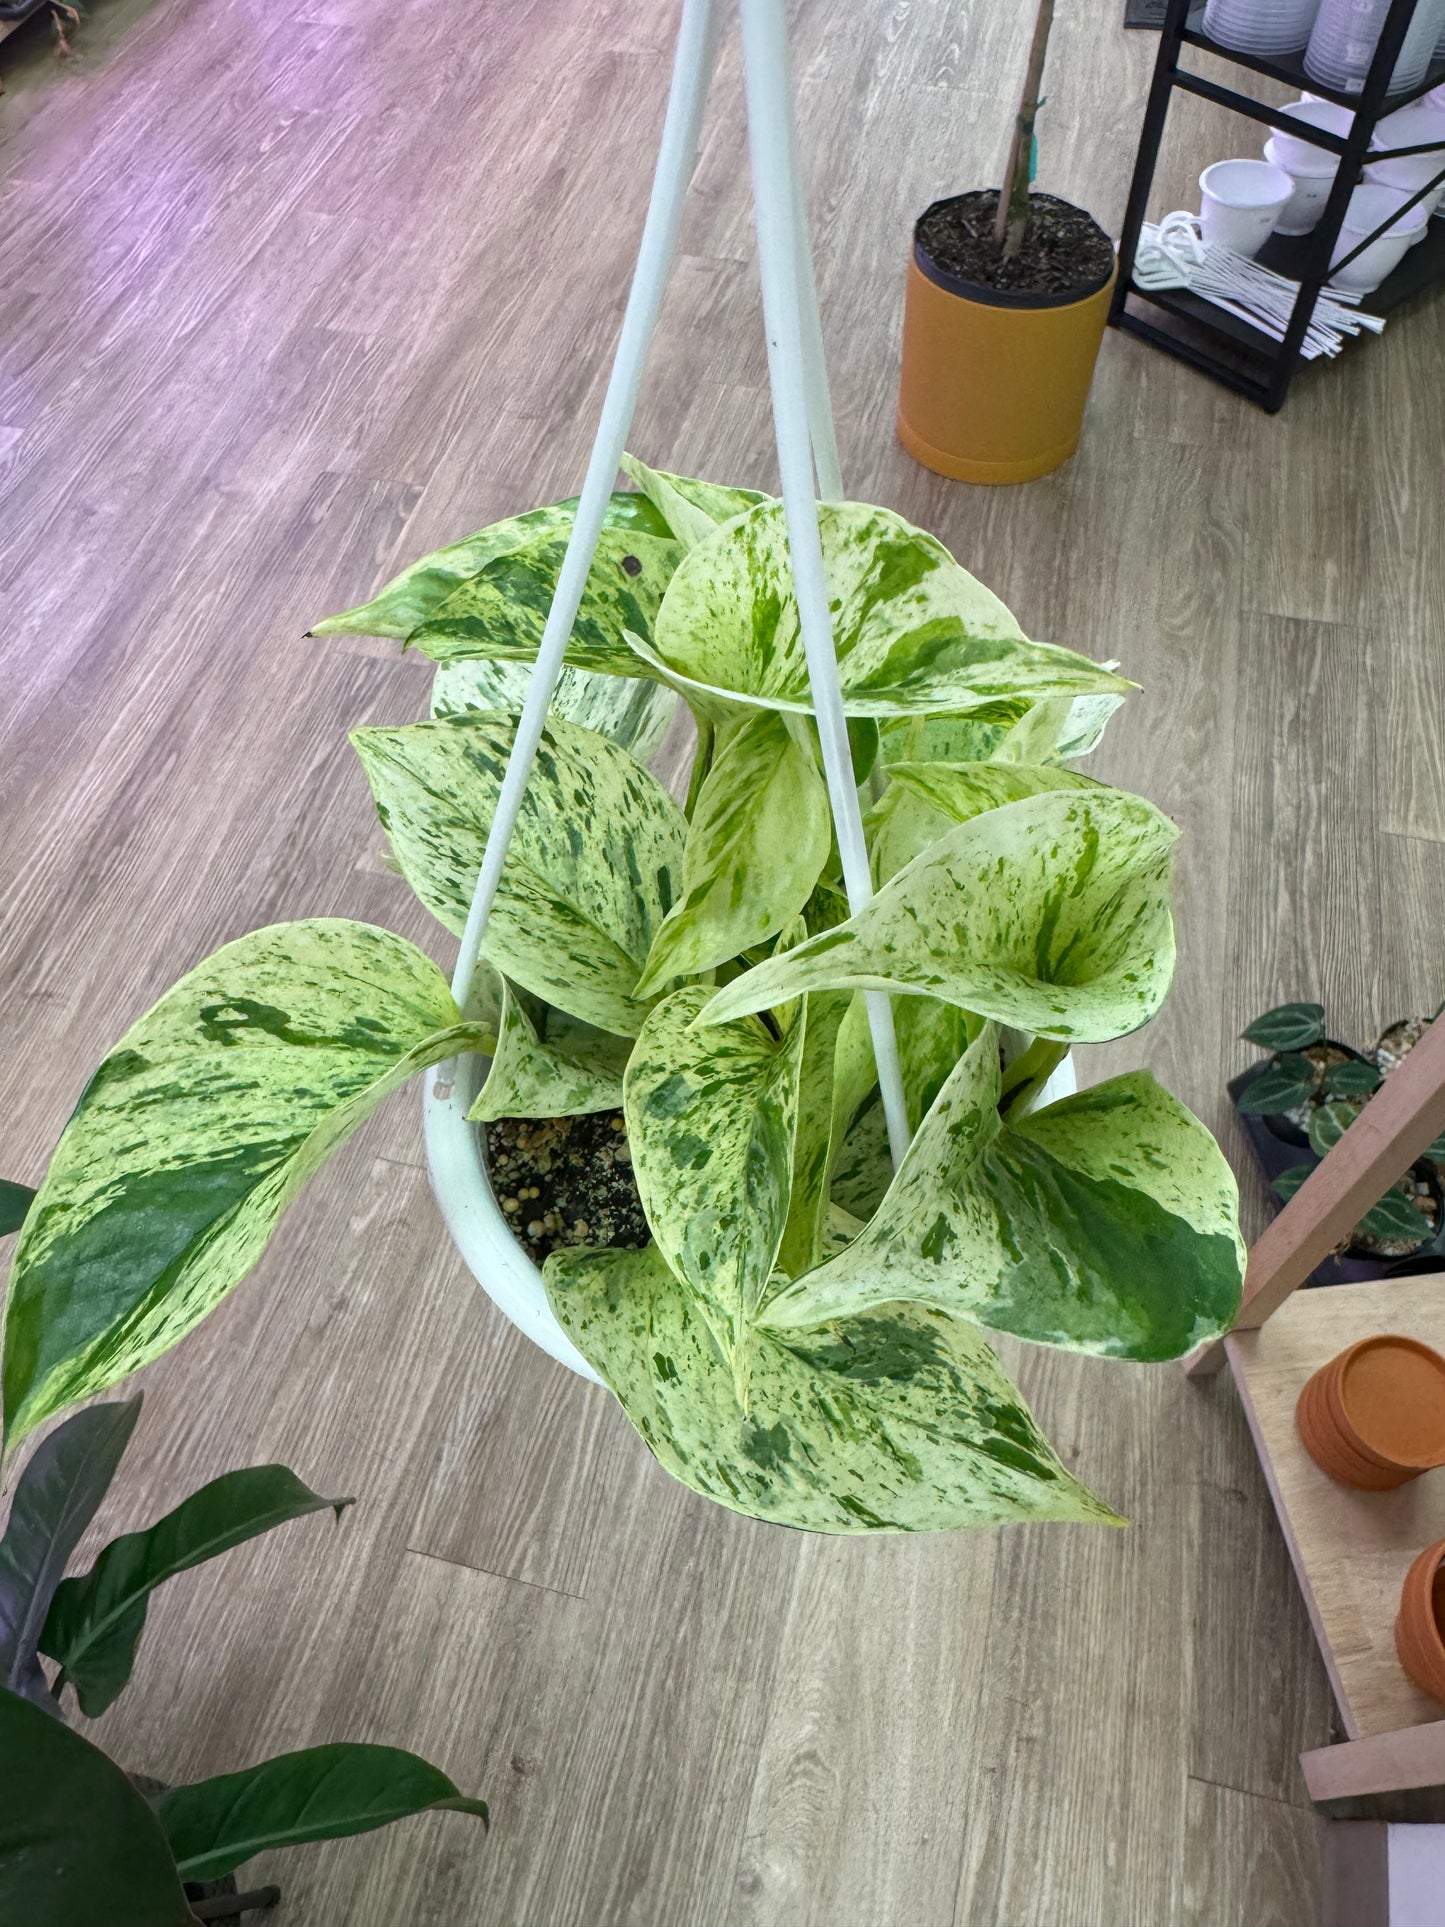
[[420, 0, 1076, 1380]]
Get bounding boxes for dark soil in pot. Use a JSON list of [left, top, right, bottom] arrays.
[[1375, 1014, 1434, 1074], [486, 1111, 648, 1264], [915, 190, 1114, 300]]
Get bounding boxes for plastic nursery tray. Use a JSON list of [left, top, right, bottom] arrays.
[[1230, 1062, 1445, 1288]]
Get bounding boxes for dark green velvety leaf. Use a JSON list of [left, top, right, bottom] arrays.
[[767, 1028, 1244, 1363], [352, 713, 685, 1035], [1357, 1184, 1434, 1245], [1320, 1058, 1382, 1099], [41, 1466, 351, 1718], [0, 1399, 140, 1709], [1307, 1099, 1361, 1159], [310, 491, 668, 639], [156, 1743, 488, 1882], [1241, 1002, 1327, 1051], [543, 1242, 1119, 1532], [3, 921, 485, 1449], [0, 1684, 193, 1926], [408, 526, 682, 678], [0, 1182, 34, 1238], [1272, 1164, 1313, 1203], [1235, 1054, 1316, 1115]]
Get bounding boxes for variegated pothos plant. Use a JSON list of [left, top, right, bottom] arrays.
[[1, 457, 1244, 1533]]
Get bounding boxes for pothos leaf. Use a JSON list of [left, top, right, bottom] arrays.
[[430, 656, 678, 766], [351, 713, 686, 1035], [623, 986, 804, 1399], [542, 1242, 1121, 1533], [468, 980, 632, 1124], [702, 787, 1178, 1045], [776, 992, 852, 1281], [620, 453, 770, 550], [635, 710, 832, 995], [309, 490, 669, 639], [764, 1028, 1244, 1362], [408, 526, 682, 678], [629, 500, 1131, 719], [865, 759, 1096, 884], [1241, 1002, 1327, 1052], [2, 922, 486, 1448]]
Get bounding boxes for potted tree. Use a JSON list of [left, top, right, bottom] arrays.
[[1, 458, 1245, 1536], [896, 0, 1118, 484]]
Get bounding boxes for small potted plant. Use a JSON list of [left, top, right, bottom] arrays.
[[896, 0, 1118, 484], [1233, 1001, 1380, 1146], [2, 459, 1245, 1535], [0, 1387, 487, 1924]]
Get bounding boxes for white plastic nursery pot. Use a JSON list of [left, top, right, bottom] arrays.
[[1363, 159, 1445, 229], [1270, 97, 1354, 172], [1263, 137, 1337, 234], [423, 1045, 1079, 1377], [1331, 182, 1428, 290], [1198, 158, 1295, 256]]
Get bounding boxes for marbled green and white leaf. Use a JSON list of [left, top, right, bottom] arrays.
[[765, 1028, 1244, 1361], [468, 980, 632, 1123], [629, 501, 1130, 718], [702, 788, 1178, 1044], [407, 526, 682, 678], [879, 702, 1032, 768], [430, 657, 678, 766], [636, 710, 831, 994], [991, 690, 1126, 764], [2, 922, 485, 1448], [543, 1242, 1119, 1532], [624, 987, 803, 1392], [776, 992, 852, 1281], [351, 714, 686, 1035], [620, 454, 770, 551], [309, 491, 669, 640], [866, 760, 1096, 884]]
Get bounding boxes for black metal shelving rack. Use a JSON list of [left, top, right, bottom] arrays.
[[1111, 0, 1445, 410]]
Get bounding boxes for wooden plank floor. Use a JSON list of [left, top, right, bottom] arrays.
[[2, 1, 1442, 1920]]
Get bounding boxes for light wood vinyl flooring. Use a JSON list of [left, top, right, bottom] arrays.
[[2, 1, 1442, 1921]]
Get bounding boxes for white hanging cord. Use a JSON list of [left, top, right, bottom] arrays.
[[448, 0, 723, 1015], [740, 0, 911, 1170], [1135, 212, 1387, 360], [781, 27, 844, 503]]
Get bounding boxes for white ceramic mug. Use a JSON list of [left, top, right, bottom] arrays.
[[1198, 158, 1296, 256]]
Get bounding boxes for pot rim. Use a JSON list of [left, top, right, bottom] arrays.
[[424, 1044, 1079, 1379], [912, 194, 1117, 310], [1335, 1335, 1445, 1469]]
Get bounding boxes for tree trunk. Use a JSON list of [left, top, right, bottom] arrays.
[[994, 0, 1056, 260]]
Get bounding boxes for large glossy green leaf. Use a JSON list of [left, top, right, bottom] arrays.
[[764, 1029, 1244, 1361], [408, 525, 682, 678], [543, 1242, 1119, 1532], [636, 710, 831, 994], [628, 501, 1130, 719], [702, 788, 1178, 1045], [620, 453, 770, 551], [0, 1398, 140, 1710], [155, 1743, 489, 1882], [0, 1183, 33, 1238], [430, 656, 679, 765], [624, 987, 804, 1395], [2, 921, 485, 1448], [0, 1685, 193, 1926], [866, 760, 1096, 884], [468, 980, 632, 1123], [309, 491, 669, 639], [41, 1466, 351, 1718], [352, 714, 686, 1035]]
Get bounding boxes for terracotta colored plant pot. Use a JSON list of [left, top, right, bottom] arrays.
[[896, 213, 1117, 486], [1395, 1539, 1445, 1704], [1296, 1336, 1445, 1489]]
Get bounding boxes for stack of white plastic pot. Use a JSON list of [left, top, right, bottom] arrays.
[[1304, 0, 1445, 95], [1203, 0, 1322, 53]]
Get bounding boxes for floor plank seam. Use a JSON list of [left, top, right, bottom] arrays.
[[1186, 1770, 1317, 1815], [402, 1541, 588, 1602]]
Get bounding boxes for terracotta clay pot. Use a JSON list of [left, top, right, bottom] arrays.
[[896, 200, 1117, 486], [1396, 1540, 1445, 1703], [1296, 1335, 1445, 1489]]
